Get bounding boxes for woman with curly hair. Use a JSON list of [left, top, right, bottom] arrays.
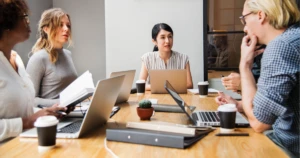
[[0, 0, 66, 143]]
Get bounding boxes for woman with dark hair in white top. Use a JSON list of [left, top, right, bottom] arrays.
[[139, 23, 193, 90]]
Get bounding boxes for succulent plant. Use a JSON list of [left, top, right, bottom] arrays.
[[138, 99, 152, 108]]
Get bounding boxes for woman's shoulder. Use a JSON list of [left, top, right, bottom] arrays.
[[62, 49, 72, 55], [172, 51, 188, 59], [142, 51, 158, 58], [31, 49, 49, 59], [61, 49, 73, 58]]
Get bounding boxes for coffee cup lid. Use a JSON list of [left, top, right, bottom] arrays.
[[34, 116, 58, 127], [218, 104, 237, 112], [198, 81, 209, 85], [136, 80, 145, 83]]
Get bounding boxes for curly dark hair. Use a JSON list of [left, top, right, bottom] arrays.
[[0, 0, 29, 39]]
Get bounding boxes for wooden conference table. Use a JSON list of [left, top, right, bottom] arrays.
[[0, 92, 287, 158]]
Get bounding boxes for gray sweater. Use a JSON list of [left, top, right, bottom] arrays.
[[26, 49, 78, 107]]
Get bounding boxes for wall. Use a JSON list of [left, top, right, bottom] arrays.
[[105, 0, 204, 87], [14, 0, 52, 65], [53, 0, 106, 84]]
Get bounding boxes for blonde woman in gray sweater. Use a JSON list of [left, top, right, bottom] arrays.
[[26, 8, 78, 107]]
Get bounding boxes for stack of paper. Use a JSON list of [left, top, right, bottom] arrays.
[[187, 88, 219, 94], [126, 121, 196, 135], [59, 71, 95, 107]]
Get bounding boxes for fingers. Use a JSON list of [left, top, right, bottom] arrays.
[[241, 35, 251, 47], [50, 104, 67, 111], [221, 76, 231, 82], [255, 48, 264, 56], [249, 35, 257, 48]]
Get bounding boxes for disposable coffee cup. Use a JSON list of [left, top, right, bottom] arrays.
[[136, 80, 146, 95], [198, 81, 209, 98], [217, 104, 237, 133], [34, 116, 58, 152]]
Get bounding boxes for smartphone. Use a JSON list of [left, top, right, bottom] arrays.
[[110, 106, 120, 118]]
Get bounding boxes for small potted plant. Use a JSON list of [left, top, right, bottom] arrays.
[[137, 99, 154, 120]]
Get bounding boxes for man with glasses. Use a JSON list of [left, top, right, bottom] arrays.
[[216, 0, 300, 157]]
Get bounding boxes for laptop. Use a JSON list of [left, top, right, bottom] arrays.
[[208, 78, 242, 100], [164, 80, 249, 127], [150, 69, 187, 94], [20, 75, 125, 139], [110, 70, 136, 104]]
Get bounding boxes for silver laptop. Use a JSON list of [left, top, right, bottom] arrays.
[[20, 75, 125, 139], [164, 80, 249, 127], [150, 69, 187, 94], [209, 78, 242, 100], [110, 70, 135, 104]]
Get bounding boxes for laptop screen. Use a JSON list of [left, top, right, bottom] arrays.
[[164, 80, 194, 122]]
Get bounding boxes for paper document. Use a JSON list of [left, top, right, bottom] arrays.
[[126, 121, 196, 135], [148, 99, 158, 104], [188, 88, 219, 94], [59, 71, 95, 107]]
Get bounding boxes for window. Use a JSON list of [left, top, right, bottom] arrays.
[[203, 0, 244, 80]]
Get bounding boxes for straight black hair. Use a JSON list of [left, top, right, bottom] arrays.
[[152, 23, 173, 51]]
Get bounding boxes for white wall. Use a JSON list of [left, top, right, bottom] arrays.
[[53, 0, 106, 84], [105, 0, 204, 87], [14, 0, 52, 65]]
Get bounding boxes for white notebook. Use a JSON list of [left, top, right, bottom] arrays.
[[126, 121, 196, 136], [59, 71, 95, 107]]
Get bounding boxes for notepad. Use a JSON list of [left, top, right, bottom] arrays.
[[59, 71, 95, 107], [187, 88, 219, 94]]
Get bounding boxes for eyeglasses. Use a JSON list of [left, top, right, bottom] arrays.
[[239, 12, 252, 25], [21, 14, 29, 23]]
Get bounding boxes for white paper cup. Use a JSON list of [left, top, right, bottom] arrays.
[[218, 104, 237, 133]]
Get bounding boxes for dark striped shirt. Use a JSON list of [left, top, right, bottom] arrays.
[[141, 51, 189, 84], [253, 23, 300, 157]]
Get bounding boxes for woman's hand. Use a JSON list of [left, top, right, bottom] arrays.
[[215, 92, 243, 112], [221, 72, 241, 92], [22, 104, 67, 129]]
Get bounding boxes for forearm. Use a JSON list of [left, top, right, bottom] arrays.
[[34, 97, 59, 107], [0, 118, 23, 141], [240, 64, 258, 123], [146, 84, 151, 91]]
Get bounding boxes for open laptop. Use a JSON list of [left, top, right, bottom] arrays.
[[209, 78, 242, 100], [110, 70, 136, 104], [164, 80, 249, 127], [20, 75, 125, 139], [150, 69, 187, 94]]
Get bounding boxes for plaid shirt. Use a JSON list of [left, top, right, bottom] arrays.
[[253, 23, 300, 156]]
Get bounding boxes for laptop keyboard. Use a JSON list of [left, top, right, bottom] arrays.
[[197, 111, 220, 122], [57, 120, 83, 133]]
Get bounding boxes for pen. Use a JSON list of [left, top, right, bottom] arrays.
[[37, 105, 66, 115], [215, 133, 249, 136]]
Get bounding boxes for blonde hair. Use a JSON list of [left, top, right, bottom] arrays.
[[246, 0, 300, 29], [31, 8, 72, 63]]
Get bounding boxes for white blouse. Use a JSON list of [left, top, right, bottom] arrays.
[[0, 51, 35, 142]]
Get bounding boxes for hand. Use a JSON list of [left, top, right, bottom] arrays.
[[240, 35, 258, 66], [22, 104, 67, 129], [254, 45, 265, 56], [215, 92, 243, 112], [65, 106, 75, 114], [221, 73, 241, 92]]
